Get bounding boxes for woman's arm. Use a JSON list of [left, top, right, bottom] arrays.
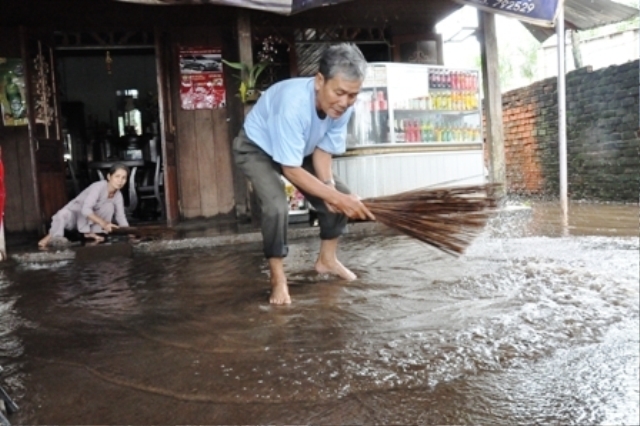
[[80, 182, 121, 233], [113, 193, 129, 227], [86, 212, 114, 232]]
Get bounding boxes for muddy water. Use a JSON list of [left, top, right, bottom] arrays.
[[1, 202, 638, 424]]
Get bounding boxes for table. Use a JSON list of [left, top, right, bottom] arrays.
[[88, 160, 145, 214]]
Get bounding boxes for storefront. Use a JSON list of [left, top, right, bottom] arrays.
[[0, 0, 466, 237], [337, 62, 485, 200]]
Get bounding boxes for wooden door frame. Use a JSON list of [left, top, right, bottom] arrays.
[[20, 26, 60, 234], [20, 26, 43, 232], [20, 26, 68, 233], [154, 27, 179, 226]]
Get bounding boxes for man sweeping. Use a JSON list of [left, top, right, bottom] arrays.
[[232, 43, 375, 305]]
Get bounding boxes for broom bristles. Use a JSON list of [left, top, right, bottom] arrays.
[[362, 183, 500, 256]]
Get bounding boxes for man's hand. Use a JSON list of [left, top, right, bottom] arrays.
[[281, 165, 374, 221], [331, 193, 375, 221]]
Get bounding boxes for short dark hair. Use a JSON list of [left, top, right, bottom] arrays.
[[108, 163, 130, 177], [318, 43, 368, 82]]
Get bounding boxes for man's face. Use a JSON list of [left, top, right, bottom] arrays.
[[314, 72, 362, 119]]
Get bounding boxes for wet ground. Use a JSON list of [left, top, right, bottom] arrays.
[[1, 201, 638, 424]]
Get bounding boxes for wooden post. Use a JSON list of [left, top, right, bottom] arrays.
[[154, 27, 180, 226], [235, 9, 261, 226], [238, 10, 253, 106], [478, 11, 506, 197]]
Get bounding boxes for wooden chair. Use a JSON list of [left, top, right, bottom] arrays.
[[136, 157, 165, 220]]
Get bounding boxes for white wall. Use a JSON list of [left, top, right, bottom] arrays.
[[540, 28, 639, 78]]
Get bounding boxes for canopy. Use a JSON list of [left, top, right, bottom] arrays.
[[453, 0, 638, 38], [112, 0, 638, 41], [525, 0, 639, 41], [112, 0, 354, 15], [453, 0, 561, 27]]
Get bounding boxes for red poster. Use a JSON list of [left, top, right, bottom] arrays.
[[179, 48, 226, 110]]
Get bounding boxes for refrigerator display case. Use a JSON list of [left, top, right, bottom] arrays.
[[283, 176, 310, 224], [336, 62, 486, 199]]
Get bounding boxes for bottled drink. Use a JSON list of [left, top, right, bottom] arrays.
[[395, 119, 405, 142], [425, 120, 434, 142], [410, 120, 419, 142], [376, 91, 389, 143], [403, 119, 409, 142]]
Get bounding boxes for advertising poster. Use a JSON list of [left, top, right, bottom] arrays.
[[0, 58, 28, 126], [179, 48, 226, 110]]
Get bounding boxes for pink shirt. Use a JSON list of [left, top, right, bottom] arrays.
[[65, 180, 129, 226]]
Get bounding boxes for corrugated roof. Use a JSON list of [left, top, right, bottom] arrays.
[[110, 0, 637, 41], [524, 0, 638, 42]]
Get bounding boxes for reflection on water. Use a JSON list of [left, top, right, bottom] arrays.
[[0, 202, 638, 424]]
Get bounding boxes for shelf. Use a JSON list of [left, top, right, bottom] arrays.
[[393, 141, 481, 145], [428, 88, 480, 92], [345, 141, 482, 150], [393, 109, 479, 115]]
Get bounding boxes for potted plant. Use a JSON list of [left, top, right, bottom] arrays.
[[221, 60, 270, 104]]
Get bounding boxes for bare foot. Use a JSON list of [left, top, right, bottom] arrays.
[[38, 234, 51, 248], [269, 277, 291, 305], [315, 258, 357, 281], [84, 233, 105, 243]]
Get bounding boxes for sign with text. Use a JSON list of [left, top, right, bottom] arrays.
[[179, 48, 226, 110], [453, 0, 561, 27]]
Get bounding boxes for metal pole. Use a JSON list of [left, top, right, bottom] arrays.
[[556, 4, 568, 221], [0, 146, 5, 262]]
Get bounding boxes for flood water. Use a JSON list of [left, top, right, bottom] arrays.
[[1, 202, 638, 424]]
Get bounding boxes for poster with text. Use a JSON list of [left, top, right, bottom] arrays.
[[0, 58, 28, 126], [179, 48, 226, 110]]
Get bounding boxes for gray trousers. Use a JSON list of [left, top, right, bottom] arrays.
[[233, 129, 350, 258], [49, 205, 115, 237]]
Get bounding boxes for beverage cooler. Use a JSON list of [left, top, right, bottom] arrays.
[[336, 62, 487, 199]]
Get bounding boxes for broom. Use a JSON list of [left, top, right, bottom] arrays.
[[361, 183, 500, 256], [109, 226, 173, 239]]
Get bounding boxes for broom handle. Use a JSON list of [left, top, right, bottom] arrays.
[[110, 226, 140, 235]]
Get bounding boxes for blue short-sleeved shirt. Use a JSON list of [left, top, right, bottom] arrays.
[[243, 77, 353, 167]]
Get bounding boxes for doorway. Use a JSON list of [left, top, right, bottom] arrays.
[[56, 46, 165, 223]]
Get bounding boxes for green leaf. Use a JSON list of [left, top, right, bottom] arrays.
[[221, 59, 244, 71]]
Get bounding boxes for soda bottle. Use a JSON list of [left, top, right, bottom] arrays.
[[412, 120, 420, 142], [426, 120, 434, 142], [395, 119, 405, 143]]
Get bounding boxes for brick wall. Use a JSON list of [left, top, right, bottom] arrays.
[[498, 60, 639, 202]]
